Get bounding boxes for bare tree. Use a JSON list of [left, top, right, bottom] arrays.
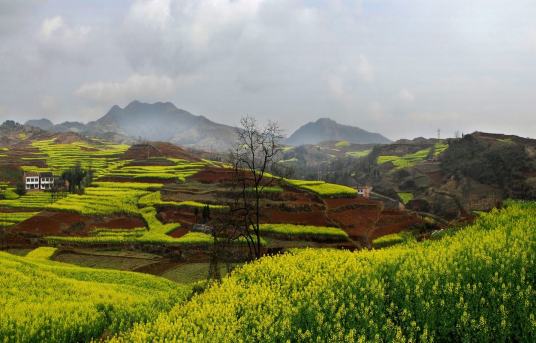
[[230, 116, 283, 259]]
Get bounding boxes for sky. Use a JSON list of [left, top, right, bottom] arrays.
[[1, 0, 535, 140]]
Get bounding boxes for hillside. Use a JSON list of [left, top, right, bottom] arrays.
[[285, 118, 391, 146], [111, 201, 536, 342], [24, 118, 54, 130], [1, 131, 534, 342], [0, 132, 422, 254], [309, 132, 536, 220]]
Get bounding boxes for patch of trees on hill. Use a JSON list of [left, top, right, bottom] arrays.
[[440, 135, 534, 198]]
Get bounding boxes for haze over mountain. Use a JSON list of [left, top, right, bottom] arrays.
[[24, 101, 238, 151], [86, 101, 237, 151], [24, 119, 54, 131], [285, 118, 391, 146]]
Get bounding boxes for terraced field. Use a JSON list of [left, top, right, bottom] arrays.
[[3, 136, 423, 257], [0, 249, 189, 342], [30, 139, 129, 177]]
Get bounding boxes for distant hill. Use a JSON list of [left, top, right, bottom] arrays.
[[86, 101, 237, 151], [51, 121, 87, 133], [24, 118, 53, 130], [285, 118, 391, 146], [25, 101, 239, 151]]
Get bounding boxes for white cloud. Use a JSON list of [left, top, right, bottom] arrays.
[[356, 54, 374, 82], [398, 89, 415, 102], [74, 74, 177, 105], [37, 16, 92, 64], [128, 0, 172, 30], [39, 16, 91, 42], [39, 95, 57, 115]]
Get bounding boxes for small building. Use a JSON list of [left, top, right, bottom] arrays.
[[39, 172, 54, 190], [24, 172, 56, 191], [24, 173, 40, 190], [357, 185, 373, 198]]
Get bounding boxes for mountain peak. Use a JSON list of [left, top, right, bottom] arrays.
[[24, 118, 54, 130], [316, 117, 336, 124], [286, 117, 391, 146]]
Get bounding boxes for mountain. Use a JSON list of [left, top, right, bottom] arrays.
[[86, 101, 237, 151], [285, 118, 391, 146], [24, 118, 53, 130], [51, 121, 87, 133]]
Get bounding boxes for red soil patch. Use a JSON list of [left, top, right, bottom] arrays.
[[262, 207, 333, 227], [190, 167, 240, 184], [191, 167, 276, 186], [158, 207, 197, 230], [99, 217, 144, 229], [168, 227, 189, 238], [122, 142, 200, 161], [11, 211, 145, 237]]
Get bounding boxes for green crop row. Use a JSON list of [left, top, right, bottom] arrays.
[[259, 224, 349, 242], [25, 247, 57, 260], [377, 148, 431, 169], [0, 192, 54, 209], [0, 212, 39, 227], [285, 179, 357, 197], [371, 231, 416, 249], [47, 187, 147, 216], [31, 139, 129, 176]]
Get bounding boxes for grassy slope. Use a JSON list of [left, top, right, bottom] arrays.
[[259, 223, 349, 242], [0, 251, 189, 342], [112, 201, 536, 342]]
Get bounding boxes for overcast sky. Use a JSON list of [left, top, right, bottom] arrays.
[[1, 0, 535, 140]]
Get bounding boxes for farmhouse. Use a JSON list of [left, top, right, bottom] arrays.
[[357, 185, 373, 198], [24, 172, 56, 190]]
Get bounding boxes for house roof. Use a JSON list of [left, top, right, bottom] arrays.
[[39, 172, 53, 177]]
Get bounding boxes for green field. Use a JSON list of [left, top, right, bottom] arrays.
[[285, 179, 357, 197], [111, 201, 536, 342], [345, 149, 372, 158], [25, 247, 57, 260], [0, 251, 189, 342], [0, 192, 53, 209], [30, 139, 129, 177], [259, 223, 349, 242], [0, 211, 39, 227], [397, 192, 414, 204], [103, 160, 207, 182], [377, 148, 431, 169], [371, 231, 415, 249]]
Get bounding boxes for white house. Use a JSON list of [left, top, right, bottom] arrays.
[[39, 172, 54, 190], [24, 172, 55, 191], [24, 173, 40, 190], [357, 185, 373, 198]]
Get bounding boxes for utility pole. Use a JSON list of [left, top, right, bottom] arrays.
[[437, 129, 441, 142]]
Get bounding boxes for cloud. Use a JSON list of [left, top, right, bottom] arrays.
[[37, 16, 93, 64], [356, 54, 374, 82], [0, 1, 42, 35], [75, 74, 177, 105], [398, 89, 415, 102], [2, 0, 536, 140]]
